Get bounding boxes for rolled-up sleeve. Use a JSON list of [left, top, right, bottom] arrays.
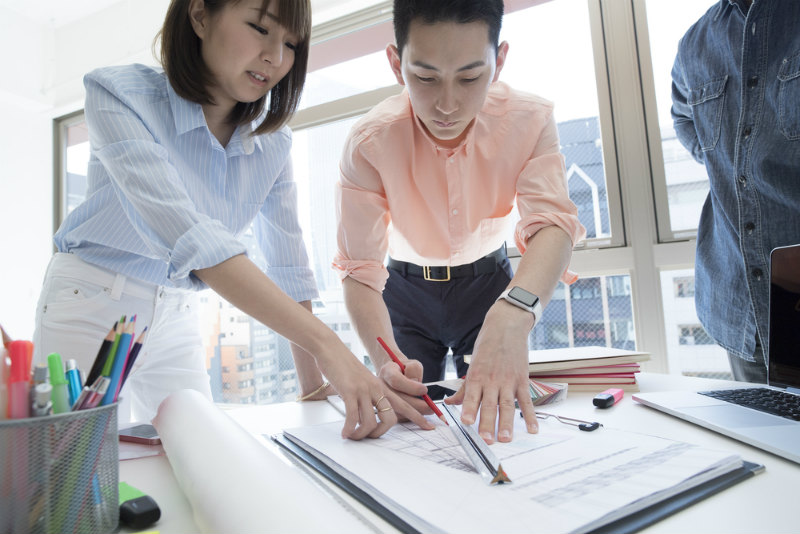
[[254, 157, 319, 302], [514, 111, 586, 284], [332, 133, 392, 293], [86, 76, 246, 289]]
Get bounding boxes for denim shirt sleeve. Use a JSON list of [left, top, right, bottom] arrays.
[[671, 50, 705, 165]]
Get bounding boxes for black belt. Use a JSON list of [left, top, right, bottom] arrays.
[[387, 245, 507, 282]]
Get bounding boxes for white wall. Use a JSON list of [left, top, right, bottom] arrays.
[[0, 1, 168, 340]]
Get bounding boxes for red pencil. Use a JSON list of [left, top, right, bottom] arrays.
[[377, 336, 448, 425]]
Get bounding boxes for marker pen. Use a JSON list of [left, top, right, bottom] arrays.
[[8, 340, 32, 419], [83, 377, 110, 410], [30, 364, 48, 407], [47, 353, 71, 414], [32, 383, 53, 417], [0, 347, 9, 420], [65, 359, 83, 406]]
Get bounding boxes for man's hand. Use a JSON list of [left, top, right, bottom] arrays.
[[444, 301, 538, 443]]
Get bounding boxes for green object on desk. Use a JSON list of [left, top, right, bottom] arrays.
[[119, 481, 146, 503], [119, 481, 161, 529]]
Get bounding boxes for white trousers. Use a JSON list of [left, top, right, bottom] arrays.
[[32, 253, 212, 424]]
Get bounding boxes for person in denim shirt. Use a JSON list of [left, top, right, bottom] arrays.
[[671, 0, 800, 383]]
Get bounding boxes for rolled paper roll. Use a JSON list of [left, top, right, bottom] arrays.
[[152, 389, 374, 534]]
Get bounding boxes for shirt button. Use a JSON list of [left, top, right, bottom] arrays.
[[743, 126, 752, 137], [739, 175, 747, 187], [752, 268, 763, 281], [744, 222, 755, 234], [747, 76, 759, 88], [452, 208, 459, 215]]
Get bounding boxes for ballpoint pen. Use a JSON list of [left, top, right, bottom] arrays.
[[377, 336, 448, 425]]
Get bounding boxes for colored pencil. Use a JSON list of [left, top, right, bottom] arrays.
[[0, 323, 11, 348], [85, 321, 117, 388], [376, 336, 448, 425], [101, 320, 133, 406], [100, 316, 125, 378], [120, 326, 147, 390]]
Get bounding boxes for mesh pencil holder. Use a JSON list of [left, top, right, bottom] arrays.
[[0, 402, 119, 534]]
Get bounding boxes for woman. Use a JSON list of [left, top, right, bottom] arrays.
[[32, 0, 431, 439]]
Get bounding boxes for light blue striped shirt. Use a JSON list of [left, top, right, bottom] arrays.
[[55, 64, 318, 301]]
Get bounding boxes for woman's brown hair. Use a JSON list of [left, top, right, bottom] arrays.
[[158, 0, 310, 135]]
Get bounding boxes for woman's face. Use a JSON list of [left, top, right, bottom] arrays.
[[191, 0, 299, 114]]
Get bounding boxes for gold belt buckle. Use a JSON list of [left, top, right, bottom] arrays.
[[423, 265, 450, 282]]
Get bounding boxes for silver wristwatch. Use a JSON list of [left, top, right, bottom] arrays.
[[497, 286, 542, 324]]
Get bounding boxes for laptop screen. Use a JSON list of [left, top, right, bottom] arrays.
[[768, 244, 800, 389]]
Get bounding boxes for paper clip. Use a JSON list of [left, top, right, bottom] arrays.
[[533, 411, 602, 432], [441, 403, 511, 485]]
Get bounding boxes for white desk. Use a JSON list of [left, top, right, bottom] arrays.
[[119, 373, 799, 533]]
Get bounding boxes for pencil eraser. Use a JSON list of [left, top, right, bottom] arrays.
[[593, 388, 624, 408], [119, 495, 161, 530]]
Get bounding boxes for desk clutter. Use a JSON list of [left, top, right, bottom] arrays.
[[0, 317, 145, 534]]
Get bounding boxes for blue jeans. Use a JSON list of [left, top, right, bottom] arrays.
[[382, 257, 513, 382]]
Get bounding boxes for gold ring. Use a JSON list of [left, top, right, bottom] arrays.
[[375, 394, 387, 407], [378, 406, 393, 413]]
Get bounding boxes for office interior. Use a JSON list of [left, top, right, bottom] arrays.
[[0, 0, 729, 408]]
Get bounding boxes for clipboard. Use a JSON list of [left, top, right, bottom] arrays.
[[271, 432, 763, 534]]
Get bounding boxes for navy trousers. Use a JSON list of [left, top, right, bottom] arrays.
[[382, 257, 513, 382]]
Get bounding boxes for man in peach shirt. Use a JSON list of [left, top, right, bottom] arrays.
[[334, 0, 586, 443]]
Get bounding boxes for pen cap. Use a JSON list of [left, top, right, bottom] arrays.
[[8, 340, 32, 383], [47, 352, 68, 386], [34, 382, 53, 406]]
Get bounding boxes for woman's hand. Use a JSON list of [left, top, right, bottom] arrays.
[[315, 344, 435, 439]]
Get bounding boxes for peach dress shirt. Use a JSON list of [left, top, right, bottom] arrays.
[[333, 82, 586, 293]]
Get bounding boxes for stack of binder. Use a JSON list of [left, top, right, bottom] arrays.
[[527, 346, 650, 392]]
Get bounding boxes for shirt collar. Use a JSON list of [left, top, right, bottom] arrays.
[[407, 91, 476, 158], [166, 81, 260, 155], [166, 81, 207, 136]]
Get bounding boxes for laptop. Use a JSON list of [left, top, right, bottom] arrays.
[[633, 244, 800, 464]]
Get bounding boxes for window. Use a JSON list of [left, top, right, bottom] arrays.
[[674, 276, 695, 298], [678, 325, 715, 346], [55, 0, 747, 404], [659, 269, 729, 378], [638, 0, 717, 239], [531, 275, 635, 352]]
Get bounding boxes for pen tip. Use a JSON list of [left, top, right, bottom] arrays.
[[439, 415, 449, 425]]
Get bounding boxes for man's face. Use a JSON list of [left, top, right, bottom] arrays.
[[387, 19, 508, 148]]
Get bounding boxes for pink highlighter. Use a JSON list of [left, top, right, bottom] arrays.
[[8, 340, 32, 419], [593, 388, 624, 409]]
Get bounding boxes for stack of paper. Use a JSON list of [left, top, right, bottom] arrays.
[[528, 346, 650, 392], [275, 405, 761, 534]]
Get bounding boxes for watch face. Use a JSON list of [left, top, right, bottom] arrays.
[[509, 286, 539, 307]]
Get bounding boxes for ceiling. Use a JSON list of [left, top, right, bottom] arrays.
[[0, 0, 381, 27]]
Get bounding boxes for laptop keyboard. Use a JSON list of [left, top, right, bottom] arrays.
[[700, 388, 800, 421]]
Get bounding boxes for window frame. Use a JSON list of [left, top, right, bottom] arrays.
[[53, 0, 721, 375]]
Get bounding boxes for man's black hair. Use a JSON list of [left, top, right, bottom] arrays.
[[393, 0, 504, 56]]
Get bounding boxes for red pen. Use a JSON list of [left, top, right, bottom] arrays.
[[377, 337, 448, 425]]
